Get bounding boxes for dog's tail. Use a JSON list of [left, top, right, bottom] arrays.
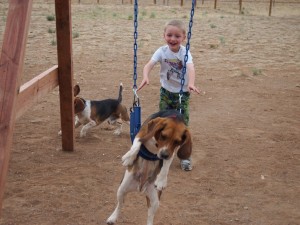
[[118, 83, 123, 103]]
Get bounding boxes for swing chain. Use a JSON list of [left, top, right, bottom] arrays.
[[180, 0, 195, 96], [179, 0, 195, 115], [132, 0, 139, 108]]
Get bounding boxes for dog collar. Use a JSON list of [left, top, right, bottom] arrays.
[[138, 144, 161, 161]]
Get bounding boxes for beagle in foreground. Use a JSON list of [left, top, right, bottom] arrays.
[[59, 83, 130, 137], [107, 110, 192, 225]]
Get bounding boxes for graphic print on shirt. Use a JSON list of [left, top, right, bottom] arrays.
[[164, 58, 183, 80]]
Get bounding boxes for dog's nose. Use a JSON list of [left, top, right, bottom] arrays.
[[160, 151, 169, 159]]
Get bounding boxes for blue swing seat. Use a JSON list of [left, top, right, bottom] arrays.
[[130, 106, 141, 143]]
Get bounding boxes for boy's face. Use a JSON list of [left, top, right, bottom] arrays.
[[164, 25, 186, 53]]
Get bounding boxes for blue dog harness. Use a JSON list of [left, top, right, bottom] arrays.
[[138, 144, 161, 161]]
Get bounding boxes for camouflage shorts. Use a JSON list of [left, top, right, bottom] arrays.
[[159, 87, 190, 125]]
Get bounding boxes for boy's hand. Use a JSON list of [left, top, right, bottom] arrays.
[[137, 77, 149, 91], [188, 85, 200, 94]]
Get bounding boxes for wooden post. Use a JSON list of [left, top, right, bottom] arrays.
[[269, 0, 272, 16], [55, 0, 75, 151], [154, 0, 156, 4], [214, 0, 217, 9], [181, 0, 184, 7], [239, 0, 242, 14], [0, 0, 33, 215], [202, 0, 204, 5]]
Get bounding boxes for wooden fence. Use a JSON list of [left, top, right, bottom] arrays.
[[75, 0, 300, 16]]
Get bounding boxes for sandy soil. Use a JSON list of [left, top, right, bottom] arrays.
[[0, 1, 299, 225]]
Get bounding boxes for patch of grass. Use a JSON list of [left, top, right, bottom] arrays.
[[73, 32, 79, 39], [219, 36, 225, 45], [141, 10, 147, 16], [46, 15, 55, 21], [252, 68, 262, 76], [113, 13, 117, 17], [51, 40, 56, 46], [240, 72, 248, 77], [48, 28, 55, 34], [150, 12, 156, 19], [170, 9, 177, 14], [128, 15, 133, 20], [210, 24, 216, 29], [209, 44, 218, 49]]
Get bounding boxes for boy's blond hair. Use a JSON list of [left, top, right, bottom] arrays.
[[164, 20, 186, 35]]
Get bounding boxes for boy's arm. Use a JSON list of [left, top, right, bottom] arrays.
[[187, 63, 200, 94], [137, 60, 156, 91]]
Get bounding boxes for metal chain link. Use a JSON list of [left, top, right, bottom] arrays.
[[180, 0, 195, 97], [132, 0, 139, 106], [133, 1, 138, 88]]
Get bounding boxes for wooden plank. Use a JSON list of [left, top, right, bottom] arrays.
[[0, 0, 33, 215], [55, 0, 75, 151], [16, 66, 59, 120]]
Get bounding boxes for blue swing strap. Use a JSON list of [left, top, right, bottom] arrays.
[[130, 0, 141, 143], [179, 0, 195, 114]]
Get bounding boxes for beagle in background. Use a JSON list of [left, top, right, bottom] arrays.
[[107, 110, 192, 225], [59, 83, 130, 137]]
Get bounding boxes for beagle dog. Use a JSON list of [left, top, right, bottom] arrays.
[[59, 83, 130, 137], [107, 110, 192, 225]]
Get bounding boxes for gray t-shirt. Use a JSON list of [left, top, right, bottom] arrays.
[[151, 45, 193, 93]]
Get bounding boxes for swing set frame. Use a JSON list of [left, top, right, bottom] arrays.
[[0, 0, 74, 215]]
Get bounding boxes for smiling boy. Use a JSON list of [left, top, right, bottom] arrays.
[[137, 20, 200, 171]]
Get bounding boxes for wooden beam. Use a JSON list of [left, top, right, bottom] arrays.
[[269, 0, 273, 16], [16, 66, 59, 120], [239, 0, 242, 14], [0, 0, 33, 215], [55, 0, 75, 151]]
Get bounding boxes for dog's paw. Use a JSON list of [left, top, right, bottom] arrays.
[[80, 130, 87, 138], [155, 177, 167, 191], [106, 219, 115, 225], [58, 130, 62, 136], [122, 152, 135, 167]]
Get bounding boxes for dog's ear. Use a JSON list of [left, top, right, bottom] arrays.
[[74, 84, 80, 97], [177, 129, 192, 160], [74, 97, 85, 113], [139, 117, 166, 143]]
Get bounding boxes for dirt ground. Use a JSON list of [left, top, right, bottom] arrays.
[[0, 1, 299, 225]]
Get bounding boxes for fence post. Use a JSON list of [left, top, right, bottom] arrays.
[[239, 0, 242, 14], [181, 0, 184, 7], [269, 0, 272, 16], [214, 0, 217, 9], [202, 0, 204, 5]]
